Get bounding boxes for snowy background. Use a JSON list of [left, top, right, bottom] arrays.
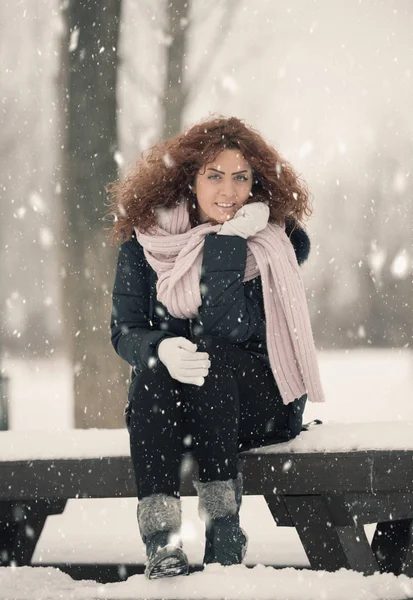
[[1, 0, 413, 363], [1, 0, 413, 598]]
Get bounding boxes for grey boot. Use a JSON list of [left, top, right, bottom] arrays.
[[137, 494, 189, 579], [194, 473, 248, 566]]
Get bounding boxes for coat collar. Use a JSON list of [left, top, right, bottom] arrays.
[[285, 219, 311, 265]]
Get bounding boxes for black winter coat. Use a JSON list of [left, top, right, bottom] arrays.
[[110, 221, 311, 388]]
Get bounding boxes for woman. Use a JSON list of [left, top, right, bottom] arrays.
[[107, 116, 325, 579]]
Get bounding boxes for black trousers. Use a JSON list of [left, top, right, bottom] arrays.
[[127, 335, 307, 500]]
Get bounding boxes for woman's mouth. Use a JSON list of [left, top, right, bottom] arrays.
[[215, 203, 236, 214]]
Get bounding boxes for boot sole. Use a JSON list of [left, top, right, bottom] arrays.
[[146, 546, 189, 580]]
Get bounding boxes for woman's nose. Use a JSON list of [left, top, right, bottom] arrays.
[[220, 178, 236, 198]]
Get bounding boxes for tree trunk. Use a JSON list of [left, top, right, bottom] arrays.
[[161, 0, 190, 139], [59, 0, 128, 428]]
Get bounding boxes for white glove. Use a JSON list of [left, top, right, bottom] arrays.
[[217, 201, 270, 239], [157, 336, 211, 386]]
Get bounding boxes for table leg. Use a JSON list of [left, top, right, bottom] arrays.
[[284, 495, 379, 574], [0, 500, 67, 566], [372, 519, 413, 577], [264, 495, 294, 527]]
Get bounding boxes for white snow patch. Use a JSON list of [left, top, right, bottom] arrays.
[[1, 563, 413, 600], [2, 420, 413, 463], [390, 251, 410, 279], [69, 28, 79, 52]]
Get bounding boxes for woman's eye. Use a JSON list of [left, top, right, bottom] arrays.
[[207, 175, 249, 181]]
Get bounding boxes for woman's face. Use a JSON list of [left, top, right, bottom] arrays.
[[193, 149, 253, 224]]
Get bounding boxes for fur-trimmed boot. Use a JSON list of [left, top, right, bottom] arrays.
[[194, 473, 248, 566], [137, 494, 189, 579]]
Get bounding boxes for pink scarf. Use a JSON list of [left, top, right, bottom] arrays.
[[134, 202, 325, 406]]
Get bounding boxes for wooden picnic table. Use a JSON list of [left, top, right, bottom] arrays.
[[1, 422, 413, 579]]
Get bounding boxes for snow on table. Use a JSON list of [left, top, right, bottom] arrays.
[[1, 421, 413, 462]]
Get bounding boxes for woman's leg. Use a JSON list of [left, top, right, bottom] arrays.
[[235, 355, 306, 449], [181, 334, 304, 479], [180, 335, 241, 482], [183, 334, 306, 566], [128, 360, 185, 500], [128, 362, 190, 579], [181, 335, 253, 565]]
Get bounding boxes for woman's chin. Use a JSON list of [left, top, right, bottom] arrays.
[[202, 213, 224, 225], [212, 211, 234, 224], [197, 210, 233, 226], [210, 216, 230, 226]]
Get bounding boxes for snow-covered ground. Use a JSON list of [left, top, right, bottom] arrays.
[[1, 348, 413, 599], [2, 563, 413, 600]]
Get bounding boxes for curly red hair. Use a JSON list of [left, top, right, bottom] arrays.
[[105, 115, 313, 246]]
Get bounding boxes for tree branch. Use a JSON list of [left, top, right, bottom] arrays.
[[122, 58, 161, 101], [189, 0, 216, 28], [138, 0, 165, 28], [184, 0, 243, 100], [220, 38, 270, 74]]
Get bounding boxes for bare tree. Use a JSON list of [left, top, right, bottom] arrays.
[[127, 0, 244, 139], [312, 139, 413, 350], [160, 0, 190, 139], [58, 0, 127, 428], [359, 151, 413, 347]]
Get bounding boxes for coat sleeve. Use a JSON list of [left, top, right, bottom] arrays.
[[195, 233, 264, 343], [110, 239, 177, 369]]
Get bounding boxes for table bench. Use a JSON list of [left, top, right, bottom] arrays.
[[1, 421, 413, 579]]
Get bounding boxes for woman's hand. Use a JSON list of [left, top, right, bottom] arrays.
[[157, 336, 211, 386], [216, 201, 269, 239]]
